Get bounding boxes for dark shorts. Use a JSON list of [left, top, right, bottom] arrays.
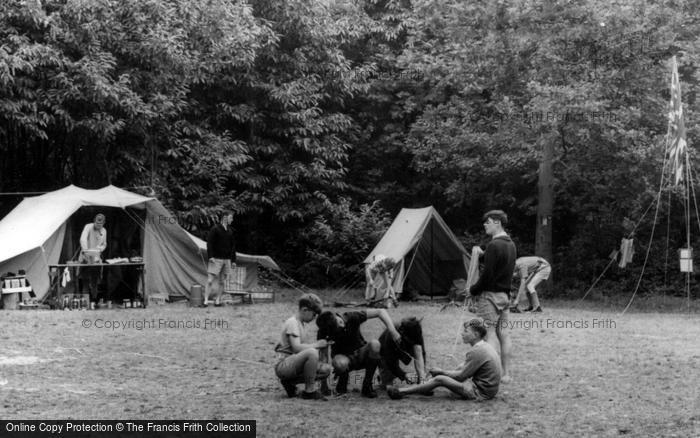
[[342, 343, 375, 371], [460, 379, 484, 400]]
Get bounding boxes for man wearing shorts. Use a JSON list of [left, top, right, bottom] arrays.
[[316, 308, 401, 398], [510, 256, 550, 313], [274, 293, 331, 400], [469, 210, 516, 383], [204, 211, 236, 306], [387, 318, 501, 400]]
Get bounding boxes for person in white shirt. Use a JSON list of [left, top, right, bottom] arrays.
[[79, 213, 107, 300], [510, 256, 550, 313], [274, 293, 331, 400]]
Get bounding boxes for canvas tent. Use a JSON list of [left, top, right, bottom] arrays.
[[0, 185, 279, 302], [364, 206, 469, 297]]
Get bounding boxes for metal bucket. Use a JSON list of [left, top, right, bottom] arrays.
[[190, 284, 203, 307]]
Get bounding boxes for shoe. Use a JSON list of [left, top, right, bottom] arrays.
[[335, 385, 348, 395], [361, 388, 378, 398], [335, 374, 348, 394], [300, 390, 327, 400], [510, 307, 522, 313], [524, 306, 533, 312], [214, 302, 223, 307], [532, 306, 543, 313], [281, 380, 297, 398], [387, 387, 404, 400]]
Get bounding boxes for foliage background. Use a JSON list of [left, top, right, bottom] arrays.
[[2, 0, 700, 295]]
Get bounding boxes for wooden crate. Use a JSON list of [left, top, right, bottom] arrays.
[[147, 294, 168, 306]]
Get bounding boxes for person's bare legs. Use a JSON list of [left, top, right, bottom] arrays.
[[300, 348, 322, 392], [495, 315, 510, 383], [204, 273, 217, 305], [215, 276, 225, 305], [278, 349, 331, 397], [396, 375, 468, 398]]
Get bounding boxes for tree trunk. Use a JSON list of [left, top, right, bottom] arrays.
[[536, 137, 554, 294]]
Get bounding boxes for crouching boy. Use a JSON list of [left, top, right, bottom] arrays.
[[388, 318, 501, 401], [274, 293, 332, 400], [378, 316, 427, 388], [316, 309, 401, 398]]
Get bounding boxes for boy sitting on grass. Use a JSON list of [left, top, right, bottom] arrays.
[[316, 308, 401, 398], [274, 293, 332, 400], [387, 318, 501, 401]]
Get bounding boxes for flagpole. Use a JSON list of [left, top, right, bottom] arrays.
[[685, 142, 692, 313]]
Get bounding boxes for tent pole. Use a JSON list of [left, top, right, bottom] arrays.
[[430, 221, 434, 299]]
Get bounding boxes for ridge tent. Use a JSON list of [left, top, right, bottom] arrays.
[[364, 206, 469, 297], [0, 185, 279, 302]]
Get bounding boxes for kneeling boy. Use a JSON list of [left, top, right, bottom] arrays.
[[274, 293, 332, 400], [388, 318, 501, 400]]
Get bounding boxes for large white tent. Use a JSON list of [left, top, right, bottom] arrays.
[[0, 185, 278, 301], [364, 206, 470, 297]]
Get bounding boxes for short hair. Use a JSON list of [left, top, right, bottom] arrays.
[[482, 209, 507, 225], [316, 311, 339, 338], [464, 317, 488, 338], [298, 293, 322, 314], [94, 214, 106, 224]]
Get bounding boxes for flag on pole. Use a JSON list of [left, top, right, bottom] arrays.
[[668, 56, 687, 186]]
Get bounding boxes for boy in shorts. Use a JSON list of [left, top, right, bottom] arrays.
[[469, 210, 516, 383], [274, 293, 332, 400], [387, 318, 501, 400], [204, 211, 236, 306]]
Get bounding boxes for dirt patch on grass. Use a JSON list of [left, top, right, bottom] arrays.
[[1, 296, 699, 436]]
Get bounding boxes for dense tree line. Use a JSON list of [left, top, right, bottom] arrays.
[[2, 0, 699, 294]]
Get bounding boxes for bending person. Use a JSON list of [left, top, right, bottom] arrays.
[[378, 316, 427, 388], [316, 308, 401, 398], [510, 256, 550, 313]]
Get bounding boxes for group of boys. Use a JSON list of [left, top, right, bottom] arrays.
[[273, 292, 499, 401], [274, 209, 536, 402]]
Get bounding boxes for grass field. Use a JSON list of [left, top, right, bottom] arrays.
[[1, 290, 699, 437]]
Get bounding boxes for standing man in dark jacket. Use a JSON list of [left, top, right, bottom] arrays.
[[204, 211, 236, 307], [469, 210, 516, 383]]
